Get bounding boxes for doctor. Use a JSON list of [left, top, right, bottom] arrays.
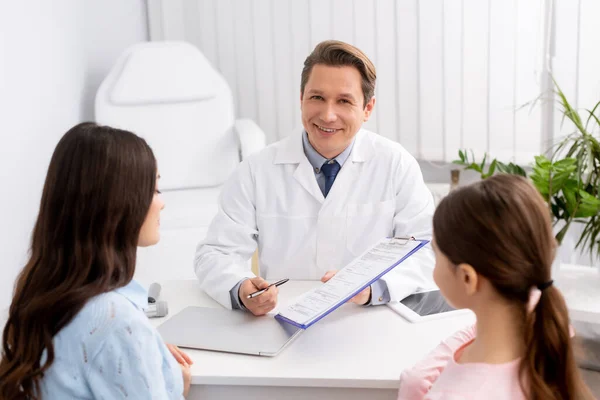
[[194, 40, 435, 315]]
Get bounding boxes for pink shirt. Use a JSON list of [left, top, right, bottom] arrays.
[[398, 326, 526, 400]]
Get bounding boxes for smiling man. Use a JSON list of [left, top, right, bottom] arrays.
[[194, 40, 435, 315]]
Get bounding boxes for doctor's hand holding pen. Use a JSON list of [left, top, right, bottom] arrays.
[[239, 277, 283, 316]]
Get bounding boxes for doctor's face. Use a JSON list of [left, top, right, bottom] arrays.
[[301, 64, 375, 159]]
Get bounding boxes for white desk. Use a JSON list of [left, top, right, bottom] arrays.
[[149, 280, 475, 400], [149, 264, 599, 400]]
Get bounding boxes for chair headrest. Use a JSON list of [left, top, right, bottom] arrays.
[[109, 42, 218, 105]]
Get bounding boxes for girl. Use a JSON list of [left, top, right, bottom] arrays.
[[398, 174, 594, 400], [0, 123, 191, 399]]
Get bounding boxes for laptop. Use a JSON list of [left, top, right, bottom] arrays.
[[156, 306, 304, 357]]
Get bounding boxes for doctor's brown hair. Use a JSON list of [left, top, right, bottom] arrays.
[[0, 123, 157, 400], [301, 40, 376, 108], [433, 174, 593, 400]]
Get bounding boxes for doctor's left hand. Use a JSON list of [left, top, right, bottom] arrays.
[[321, 270, 371, 305]]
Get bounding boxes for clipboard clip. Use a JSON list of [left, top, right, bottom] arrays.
[[388, 236, 416, 246]]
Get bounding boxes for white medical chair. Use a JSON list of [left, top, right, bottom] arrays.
[[95, 41, 266, 283]]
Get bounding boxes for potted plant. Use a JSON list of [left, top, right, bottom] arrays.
[[453, 84, 600, 262]]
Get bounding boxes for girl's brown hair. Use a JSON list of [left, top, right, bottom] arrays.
[[0, 122, 156, 399], [433, 174, 593, 400]]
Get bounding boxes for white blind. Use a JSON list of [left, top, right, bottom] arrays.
[[147, 0, 600, 165]]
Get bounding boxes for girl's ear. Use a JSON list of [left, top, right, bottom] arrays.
[[457, 263, 479, 296]]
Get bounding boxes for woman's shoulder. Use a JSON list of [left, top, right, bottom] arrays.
[[56, 288, 153, 354]]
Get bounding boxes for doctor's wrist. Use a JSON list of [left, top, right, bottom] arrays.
[[361, 286, 373, 306], [230, 278, 249, 310]]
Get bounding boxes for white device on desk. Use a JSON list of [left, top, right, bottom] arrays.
[[148, 282, 162, 303], [145, 282, 169, 318], [387, 289, 472, 322], [157, 306, 304, 357], [146, 301, 169, 318]]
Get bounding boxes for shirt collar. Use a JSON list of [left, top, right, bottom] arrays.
[[114, 280, 148, 310], [302, 130, 355, 170]]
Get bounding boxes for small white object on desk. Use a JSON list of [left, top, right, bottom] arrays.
[[145, 301, 168, 318]]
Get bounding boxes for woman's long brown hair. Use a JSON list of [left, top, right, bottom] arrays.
[[433, 174, 593, 400], [0, 122, 157, 399]]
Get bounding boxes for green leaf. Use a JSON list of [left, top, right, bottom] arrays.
[[551, 170, 576, 193], [532, 166, 550, 180], [485, 159, 498, 178], [496, 161, 509, 174], [584, 100, 600, 131], [480, 153, 488, 172], [534, 155, 552, 168], [579, 190, 600, 209], [481, 159, 498, 179], [554, 158, 577, 169], [465, 163, 483, 174], [531, 177, 549, 198], [574, 188, 600, 218], [563, 190, 578, 216], [514, 164, 527, 177]]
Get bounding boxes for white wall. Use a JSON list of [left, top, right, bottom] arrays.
[[147, 0, 563, 165], [149, 0, 600, 167], [148, 0, 599, 266], [0, 0, 148, 326]]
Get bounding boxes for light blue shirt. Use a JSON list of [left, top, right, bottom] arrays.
[[301, 130, 355, 195], [39, 280, 184, 399], [230, 131, 390, 308]]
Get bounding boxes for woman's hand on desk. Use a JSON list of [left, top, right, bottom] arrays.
[[166, 344, 193, 397], [180, 363, 191, 397], [239, 277, 279, 316], [321, 270, 371, 305], [166, 344, 194, 366]]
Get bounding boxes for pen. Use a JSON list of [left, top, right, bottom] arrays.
[[247, 278, 289, 299]]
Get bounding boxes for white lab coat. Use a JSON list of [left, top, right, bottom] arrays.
[[194, 129, 436, 308]]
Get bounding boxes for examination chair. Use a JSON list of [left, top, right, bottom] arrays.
[[95, 41, 266, 282]]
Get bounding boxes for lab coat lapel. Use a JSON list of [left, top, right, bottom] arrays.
[[323, 129, 374, 202], [293, 159, 325, 204], [274, 130, 325, 204]]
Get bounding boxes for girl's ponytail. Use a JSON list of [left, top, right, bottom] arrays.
[[521, 286, 594, 400], [433, 175, 595, 399]]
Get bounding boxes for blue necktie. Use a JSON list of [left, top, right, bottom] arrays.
[[321, 160, 341, 197]]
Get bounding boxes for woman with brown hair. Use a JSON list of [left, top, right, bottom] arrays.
[[0, 123, 191, 399], [398, 174, 594, 399]]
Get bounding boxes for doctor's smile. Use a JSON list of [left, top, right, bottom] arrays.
[[314, 124, 339, 134]]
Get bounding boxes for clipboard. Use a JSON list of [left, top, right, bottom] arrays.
[[275, 237, 429, 329]]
